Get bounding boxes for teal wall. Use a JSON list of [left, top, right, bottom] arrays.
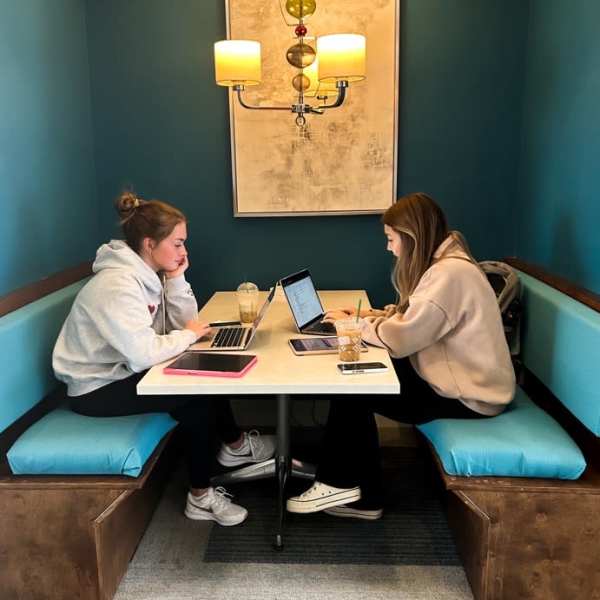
[[517, 0, 600, 294], [0, 0, 98, 296], [85, 0, 528, 307], [6, 1, 598, 304]]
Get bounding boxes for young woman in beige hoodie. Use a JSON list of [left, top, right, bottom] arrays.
[[287, 193, 516, 520]]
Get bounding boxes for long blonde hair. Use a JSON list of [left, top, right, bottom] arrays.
[[383, 193, 478, 312]]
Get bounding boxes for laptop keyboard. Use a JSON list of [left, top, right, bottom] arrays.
[[211, 327, 247, 348]]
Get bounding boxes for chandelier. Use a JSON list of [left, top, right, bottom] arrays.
[[214, 0, 366, 127]]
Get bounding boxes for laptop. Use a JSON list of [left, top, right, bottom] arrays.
[[191, 286, 276, 351], [280, 269, 337, 336]]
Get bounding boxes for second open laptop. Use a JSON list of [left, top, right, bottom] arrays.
[[191, 286, 276, 351], [280, 269, 336, 336]]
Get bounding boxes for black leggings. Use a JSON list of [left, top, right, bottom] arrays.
[[70, 372, 241, 488], [315, 358, 489, 508]]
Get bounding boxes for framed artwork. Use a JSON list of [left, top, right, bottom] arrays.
[[224, 0, 399, 217]]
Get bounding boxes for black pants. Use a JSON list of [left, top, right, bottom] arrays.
[[70, 372, 241, 489], [316, 358, 488, 508]]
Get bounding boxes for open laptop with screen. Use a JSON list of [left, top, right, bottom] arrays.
[[280, 269, 336, 335], [191, 286, 276, 351]]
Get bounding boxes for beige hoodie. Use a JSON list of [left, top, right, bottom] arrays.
[[361, 235, 515, 416]]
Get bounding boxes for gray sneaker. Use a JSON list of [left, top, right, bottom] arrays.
[[217, 430, 276, 467], [323, 504, 383, 521], [184, 487, 248, 526]]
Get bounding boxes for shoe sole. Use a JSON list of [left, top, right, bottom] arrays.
[[216, 453, 274, 468], [323, 506, 383, 521], [286, 488, 361, 514], [184, 508, 248, 526]]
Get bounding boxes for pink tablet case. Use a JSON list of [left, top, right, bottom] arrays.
[[163, 355, 258, 378]]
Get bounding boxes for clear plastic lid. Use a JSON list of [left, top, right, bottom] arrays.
[[236, 281, 258, 294]]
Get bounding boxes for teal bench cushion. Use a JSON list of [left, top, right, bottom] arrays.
[[417, 388, 586, 479], [517, 270, 600, 436], [7, 409, 177, 477], [0, 280, 87, 434]]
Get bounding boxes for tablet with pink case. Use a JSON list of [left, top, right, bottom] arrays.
[[163, 352, 257, 378]]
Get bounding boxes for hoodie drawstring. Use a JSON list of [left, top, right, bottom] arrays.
[[161, 273, 167, 335]]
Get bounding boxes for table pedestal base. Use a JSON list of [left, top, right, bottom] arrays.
[[210, 394, 315, 548]]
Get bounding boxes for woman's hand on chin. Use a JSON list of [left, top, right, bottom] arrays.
[[164, 256, 189, 279]]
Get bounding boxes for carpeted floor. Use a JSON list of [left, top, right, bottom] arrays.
[[114, 448, 474, 600], [205, 451, 460, 565]]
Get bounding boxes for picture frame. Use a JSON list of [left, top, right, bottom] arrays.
[[224, 0, 400, 217]]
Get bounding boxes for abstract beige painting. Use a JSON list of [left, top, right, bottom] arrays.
[[225, 0, 399, 216]]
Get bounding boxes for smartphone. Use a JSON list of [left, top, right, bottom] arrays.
[[209, 320, 242, 327], [337, 362, 388, 374], [289, 337, 368, 356]]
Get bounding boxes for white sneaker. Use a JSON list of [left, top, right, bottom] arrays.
[[286, 481, 361, 514], [217, 430, 276, 467], [184, 486, 248, 526]]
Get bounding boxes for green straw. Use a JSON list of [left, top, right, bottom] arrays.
[[356, 299, 362, 323]]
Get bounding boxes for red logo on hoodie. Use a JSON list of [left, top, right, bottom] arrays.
[[148, 305, 156, 315]]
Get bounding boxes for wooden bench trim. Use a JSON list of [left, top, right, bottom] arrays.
[[505, 256, 600, 313], [0, 260, 92, 317]]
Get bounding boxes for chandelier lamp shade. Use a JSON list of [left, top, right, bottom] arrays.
[[213, 1, 366, 127], [213, 40, 262, 86]]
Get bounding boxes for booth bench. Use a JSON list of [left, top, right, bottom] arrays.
[[417, 259, 600, 600], [0, 266, 178, 600]]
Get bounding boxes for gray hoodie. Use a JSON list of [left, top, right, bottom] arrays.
[[53, 240, 198, 396]]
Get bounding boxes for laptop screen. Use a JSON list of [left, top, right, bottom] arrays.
[[281, 271, 324, 329], [244, 285, 277, 347], [252, 286, 276, 328]]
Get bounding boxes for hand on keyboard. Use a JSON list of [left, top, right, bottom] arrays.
[[185, 320, 213, 340], [322, 310, 349, 323]]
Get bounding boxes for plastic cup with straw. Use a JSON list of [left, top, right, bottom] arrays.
[[336, 298, 363, 362]]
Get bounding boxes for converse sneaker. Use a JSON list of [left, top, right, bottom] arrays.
[[217, 430, 276, 467], [323, 503, 383, 521], [286, 481, 361, 514], [184, 486, 248, 526]]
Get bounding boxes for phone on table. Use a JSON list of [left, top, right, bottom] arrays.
[[209, 320, 242, 327], [289, 337, 368, 356], [337, 362, 388, 375]]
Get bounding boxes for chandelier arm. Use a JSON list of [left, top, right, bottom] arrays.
[[234, 86, 290, 111], [318, 82, 348, 110]]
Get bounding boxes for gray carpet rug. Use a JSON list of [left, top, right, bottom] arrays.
[[114, 448, 474, 600], [205, 451, 460, 565]]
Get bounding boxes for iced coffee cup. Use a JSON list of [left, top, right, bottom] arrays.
[[335, 318, 363, 362], [237, 281, 259, 323]]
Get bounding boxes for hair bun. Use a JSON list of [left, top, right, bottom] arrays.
[[115, 191, 142, 218]]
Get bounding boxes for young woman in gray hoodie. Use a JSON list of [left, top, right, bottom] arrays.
[[53, 192, 274, 526], [286, 193, 516, 520]]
